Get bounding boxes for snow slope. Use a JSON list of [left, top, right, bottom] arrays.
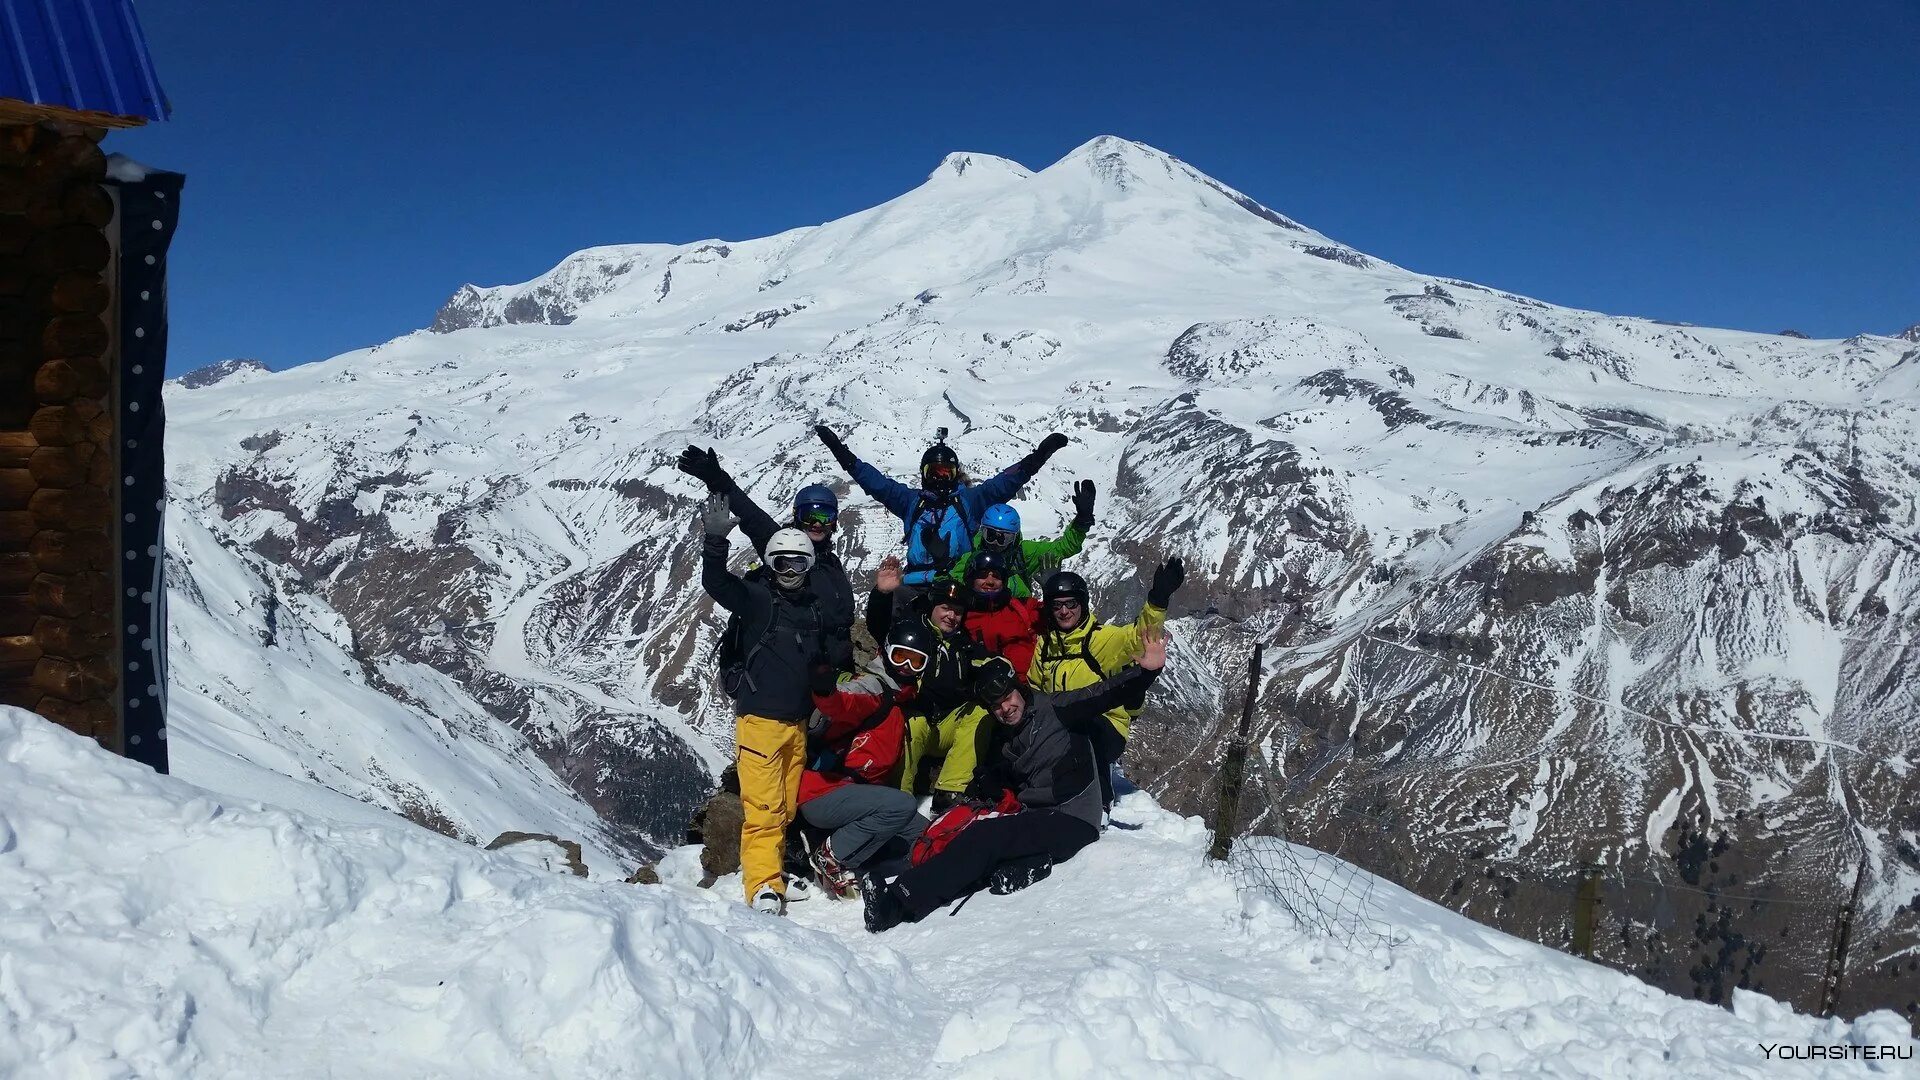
[[4, 708, 1914, 1079], [159, 135, 1920, 1016]]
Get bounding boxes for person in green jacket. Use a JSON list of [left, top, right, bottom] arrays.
[[948, 480, 1096, 599]]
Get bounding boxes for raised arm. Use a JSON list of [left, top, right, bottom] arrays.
[[1054, 625, 1167, 728], [698, 495, 751, 613], [961, 432, 1070, 514], [817, 424, 919, 520], [1052, 666, 1162, 729], [678, 445, 781, 552], [864, 555, 903, 640]]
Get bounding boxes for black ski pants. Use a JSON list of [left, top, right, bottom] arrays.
[[1089, 717, 1126, 811], [890, 808, 1099, 920]]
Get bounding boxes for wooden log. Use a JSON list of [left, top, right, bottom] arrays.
[[0, 594, 37, 635], [0, 467, 33, 509], [62, 354, 109, 399], [0, 632, 42, 665], [25, 131, 106, 187], [32, 694, 94, 735], [29, 487, 111, 531], [0, 165, 27, 213], [32, 358, 78, 403], [34, 613, 111, 657], [0, 432, 36, 468], [71, 652, 115, 698], [86, 446, 112, 487], [0, 510, 36, 549], [30, 529, 108, 575], [44, 315, 108, 360], [30, 570, 109, 620], [0, 215, 28, 255], [49, 272, 108, 315], [0, 658, 38, 693], [0, 551, 33, 591], [61, 183, 113, 229], [0, 126, 33, 166], [71, 397, 101, 421], [85, 411, 111, 446], [27, 444, 88, 488], [28, 406, 83, 446], [28, 224, 110, 276], [0, 296, 37, 337]]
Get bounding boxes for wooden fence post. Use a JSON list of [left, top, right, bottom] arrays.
[[1207, 643, 1265, 862], [1817, 860, 1869, 1018], [1571, 863, 1603, 959]]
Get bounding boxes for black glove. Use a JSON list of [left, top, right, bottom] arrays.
[[701, 494, 735, 538], [807, 661, 840, 698], [1070, 480, 1096, 531], [814, 424, 857, 472], [1015, 432, 1070, 477], [1147, 556, 1185, 608], [919, 521, 952, 569], [676, 445, 733, 493]]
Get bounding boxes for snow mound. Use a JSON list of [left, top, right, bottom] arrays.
[[3, 708, 1910, 1078], [0, 707, 922, 1079]]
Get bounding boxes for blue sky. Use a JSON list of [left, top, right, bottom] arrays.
[[115, 1, 1918, 375]]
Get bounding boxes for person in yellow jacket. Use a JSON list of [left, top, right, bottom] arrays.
[[1028, 557, 1184, 815]]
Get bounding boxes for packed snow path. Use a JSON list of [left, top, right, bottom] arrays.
[[2, 709, 1911, 1079]]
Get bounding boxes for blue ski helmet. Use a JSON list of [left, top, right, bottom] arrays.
[[794, 484, 838, 526], [982, 504, 1020, 534]]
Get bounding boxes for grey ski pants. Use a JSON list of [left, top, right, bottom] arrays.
[[800, 784, 927, 868]]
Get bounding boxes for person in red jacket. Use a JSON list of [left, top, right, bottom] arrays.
[[962, 547, 1041, 680], [798, 619, 936, 896]]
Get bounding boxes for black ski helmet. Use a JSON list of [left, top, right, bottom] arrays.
[[972, 658, 1024, 712], [964, 548, 1014, 608], [922, 579, 971, 617], [883, 619, 936, 683], [920, 442, 961, 494], [1041, 570, 1090, 607]]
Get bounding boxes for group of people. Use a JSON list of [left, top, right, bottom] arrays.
[[683, 423, 1184, 932]]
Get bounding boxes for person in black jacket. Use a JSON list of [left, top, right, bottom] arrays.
[[863, 627, 1167, 932], [866, 556, 998, 803], [679, 446, 857, 672], [699, 494, 828, 916]]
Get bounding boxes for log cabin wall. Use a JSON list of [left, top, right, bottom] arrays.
[[0, 119, 122, 753]]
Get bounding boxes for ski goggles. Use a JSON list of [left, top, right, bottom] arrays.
[[1048, 596, 1084, 614], [887, 645, 930, 674], [769, 554, 812, 576], [980, 526, 1018, 549], [796, 504, 837, 526], [922, 463, 958, 484]]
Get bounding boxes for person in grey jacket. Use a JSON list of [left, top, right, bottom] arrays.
[[863, 627, 1167, 932]]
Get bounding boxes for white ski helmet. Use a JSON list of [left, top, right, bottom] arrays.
[[764, 528, 816, 590]]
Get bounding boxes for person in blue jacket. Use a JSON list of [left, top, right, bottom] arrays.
[[814, 425, 1070, 586]]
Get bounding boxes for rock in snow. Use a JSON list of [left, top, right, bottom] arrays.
[[3, 707, 1912, 1078]]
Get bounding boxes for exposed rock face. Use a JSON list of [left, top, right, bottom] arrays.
[[172, 358, 268, 389], [164, 138, 1919, 1026]]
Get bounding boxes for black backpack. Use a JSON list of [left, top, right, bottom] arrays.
[[1037, 620, 1106, 689], [717, 565, 824, 695]]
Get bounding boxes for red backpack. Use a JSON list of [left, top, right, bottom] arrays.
[[910, 790, 1022, 867]]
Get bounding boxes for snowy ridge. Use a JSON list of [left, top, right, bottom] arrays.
[[4, 708, 1913, 1078], [162, 137, 1919, 1018]]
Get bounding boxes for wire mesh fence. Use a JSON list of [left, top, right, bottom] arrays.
[[1199, 633, 1905, 1023]]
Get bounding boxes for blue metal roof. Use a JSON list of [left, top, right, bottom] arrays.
[[0, 0, 168, 122]]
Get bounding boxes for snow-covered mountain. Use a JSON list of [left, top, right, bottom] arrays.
[[161, 136, 1920, 1021], [7, 707, 1914, 1078]]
